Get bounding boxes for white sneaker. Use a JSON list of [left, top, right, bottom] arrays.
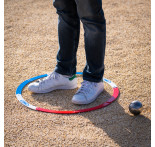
[[72, 80, 104, 105], [28, 72, 77, 93]]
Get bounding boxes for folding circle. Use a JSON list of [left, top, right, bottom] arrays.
[[16, 72, 119, 114]]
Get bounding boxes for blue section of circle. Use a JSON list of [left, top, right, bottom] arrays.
[[16, 74, 48, 95], [16, 72, 83, 95], [76, 72, 83, 75]]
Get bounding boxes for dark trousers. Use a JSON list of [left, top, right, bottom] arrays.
[[53, 0, 106, 82]]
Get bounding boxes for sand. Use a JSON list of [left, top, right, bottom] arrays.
[[4, 0, 151, 146]]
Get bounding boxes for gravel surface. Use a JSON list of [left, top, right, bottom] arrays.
[[4, 0, 151, 146]]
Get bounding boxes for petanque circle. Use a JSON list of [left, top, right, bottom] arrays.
[[16, 72, 119, 114]]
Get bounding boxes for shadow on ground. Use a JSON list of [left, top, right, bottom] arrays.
[[83, 99, 151, 146], [31, 89, 151, 147]]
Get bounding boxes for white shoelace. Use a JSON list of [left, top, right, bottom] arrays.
[[38, 72, 60, 85], [76, 81, 97, 95]]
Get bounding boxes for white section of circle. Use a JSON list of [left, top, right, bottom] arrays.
[[16, 94, 36, 110], [103, 78, 117, 88]]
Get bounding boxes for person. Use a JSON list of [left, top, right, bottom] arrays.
[[28, 0, 106, 105]]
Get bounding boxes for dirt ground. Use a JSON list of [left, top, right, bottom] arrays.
[[4, 0, 151, 146]]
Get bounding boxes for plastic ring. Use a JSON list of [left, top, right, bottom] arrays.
[[16, 72, 119, 114]]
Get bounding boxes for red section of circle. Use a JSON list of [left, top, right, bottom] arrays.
[[36, 87, 119, 114]]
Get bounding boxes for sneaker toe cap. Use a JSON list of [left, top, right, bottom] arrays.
[[72, 94, 87, 105], [28, 83, 39, 92]]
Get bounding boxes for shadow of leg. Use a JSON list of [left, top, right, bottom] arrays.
[[81, 92, 151, 147]]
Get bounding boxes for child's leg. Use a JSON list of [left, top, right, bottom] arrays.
[[53, 0, 80, 76]]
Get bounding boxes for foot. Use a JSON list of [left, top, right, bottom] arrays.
[[28, 72, 77, 93], [72, 80, 104, 104]]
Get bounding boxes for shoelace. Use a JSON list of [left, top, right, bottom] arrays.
[[76, 81, 97, 95], [38, 72, 60, 85]]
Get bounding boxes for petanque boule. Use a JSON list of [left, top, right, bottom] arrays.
[[129, 100, 143, 115]]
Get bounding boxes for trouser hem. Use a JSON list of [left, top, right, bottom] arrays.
[[54, 67, 76, 76], [83, 76, 103, 83]]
